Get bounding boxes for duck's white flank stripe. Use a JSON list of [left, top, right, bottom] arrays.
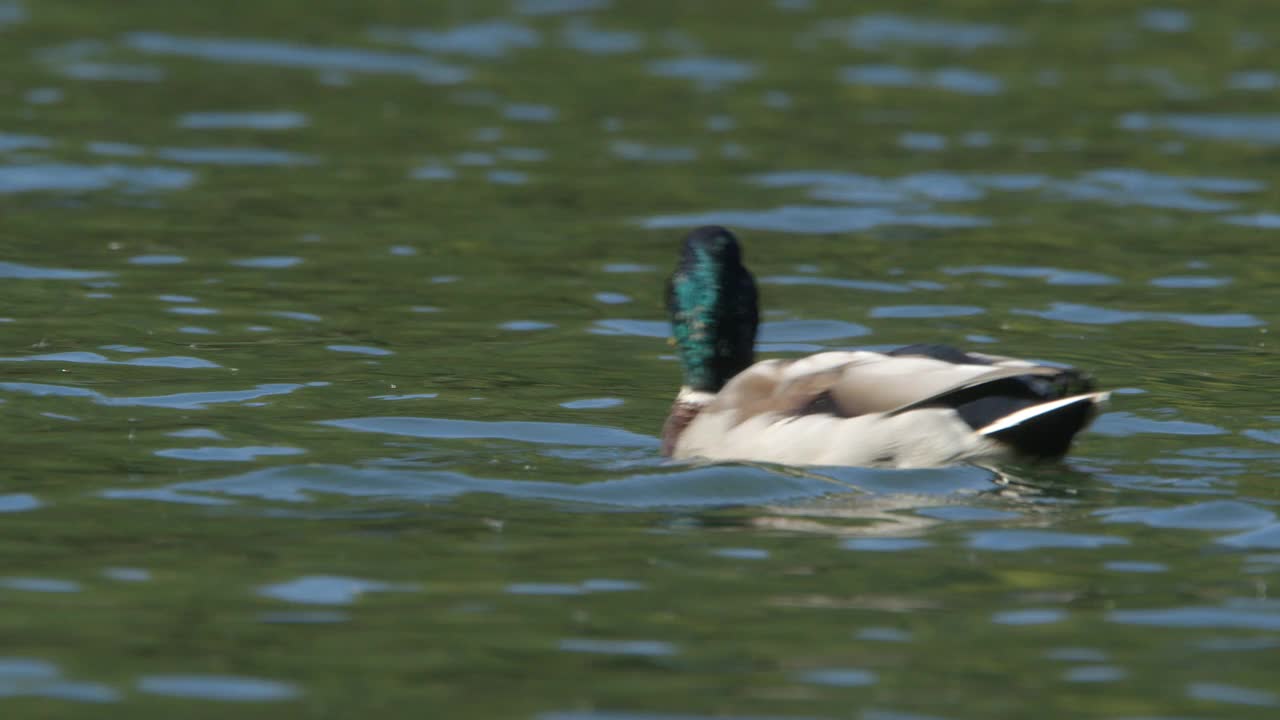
[[977, 392, 1110, 436], [677, 387, 716, 405]]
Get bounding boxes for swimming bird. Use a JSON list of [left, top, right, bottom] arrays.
[[661, 225, 1108, 468]]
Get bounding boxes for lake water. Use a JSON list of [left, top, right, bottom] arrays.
[[2, 1, 1279, 718]]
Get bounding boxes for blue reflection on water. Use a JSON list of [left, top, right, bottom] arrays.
[[841, 65, 1003, 95], [124, 32, 469, 84], [369, 21, 539, 58], [561, 18, 643, 54], [0, 132, 51, 152], [647, 57, 756, 90], [156, 446, 306, 462], [0, 656, 119, 703], [0, 163, 194, 193], [1121, 112, 1280, 145], [1014, 303, 1264, 328], [157, 147, 318, 166], [179, 111, 308, 130], [0, 382, 312, 409], [943, 265, 1117, 286], [559, 639, 677, 657], [515, 0, 610, 15], [0, 352, 219, 369], [136, 675, 301, 702], [1098, 500, 1274, 531], [0, 261, 109, 279], [968, 530, 1127, 552], [258, 575, 419, 605], [818, 14, 1017, 51], [643, 206, 989, 234]]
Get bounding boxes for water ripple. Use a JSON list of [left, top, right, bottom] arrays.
[[559, 639, 677, 657], [0, 132, 51, 152], [0, 163, 195, 193], [128, 254, 186, 265], [1091, 412, 1227, 437], [0, 656, 119, 703], [1139, 8, 1192, 33], [178, 111, 308, 130], [157, 147, 317, 166], [762, 275, 916, 293], [1098, 500, 1275, 531], [0, 261, 110, 280], [841, 64, 1003, 95], [0, 382, 311, 410], [841, 538, 931, 552], [136, 675, 300, 702], [752, 168, 1262, 214], [0, 1, 25, 27], [101, 462, 932, 510], [643, 205, 989, 233], [231, 256, 303, 268], [611, 140, 696, 163], [515, 0, 610, 15], [759, 320, 870, 342], [796, 668, 878, 687], [1188, 682, 1278, 708], [968, 530, 1128, 551], [1149, 275, 1232, 289], [369, 21, 539, 58], [647, 57, 756, 90], [124, 32, 469, 84], [0, 351, 219, 369], [818, 14, 1017, 50], [59, 62, 165, 82], [258, 575, 419, 605], [992, 609, 1067, 625], [0, 494, 40, 513], [1014, 303, 1264, 328], [1219, 524, 1280, 550], [1109, 605, 1280, 631], [561, 18, 643, 54], [869, 305, 983, 319], [0, 577, 80, 593], [943, 265, 1118, 286], [155, 446, 306, 462], [1121, 112, 1280, 145]]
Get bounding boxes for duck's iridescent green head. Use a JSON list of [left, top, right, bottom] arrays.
[[666, 225, 759, 393]]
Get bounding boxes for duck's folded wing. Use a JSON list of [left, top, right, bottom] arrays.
[[715, 348, 1094, 424], [814, 354, 1069, 417]]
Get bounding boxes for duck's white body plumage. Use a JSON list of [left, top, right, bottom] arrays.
[[665, 350, 1108, 468]]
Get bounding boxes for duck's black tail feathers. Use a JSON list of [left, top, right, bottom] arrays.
[[976, 392, 1110, 459]]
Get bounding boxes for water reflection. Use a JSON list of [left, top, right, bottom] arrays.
[[124, 32, 469, 83], [136, 675, 300, 702], [1121, 112, 1280, 145], [815, 14, 1017, 50], [647, 57, 756, 90], [0, 163, 194, 193], [369, 21, 539, 58], [841, 65, 1004, 95], [178, 111, 308, 130], [643, 206, 988, 233]]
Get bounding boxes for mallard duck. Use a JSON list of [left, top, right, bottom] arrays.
[[660, 225, 1109, 468]]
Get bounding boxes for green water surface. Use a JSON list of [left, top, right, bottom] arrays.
[[1, 1, 1278, 718]]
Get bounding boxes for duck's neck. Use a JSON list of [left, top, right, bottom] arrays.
[[661, 386, 715, 457], [666, 227, 759, 395]]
